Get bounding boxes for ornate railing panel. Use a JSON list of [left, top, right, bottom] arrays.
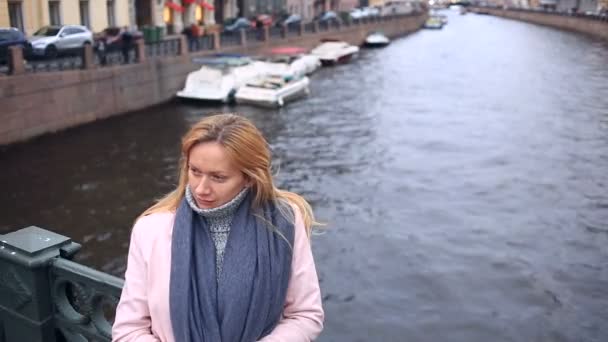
[[246, 29, 263, 43], [220, 31, 241, 47], [145, 37, 181, 58], [269, 27, 283, 39], [188, 34, 215, 52], [304, 22, 315, 33], [50, 258, 124, 342], [26, 56, 84, 73]]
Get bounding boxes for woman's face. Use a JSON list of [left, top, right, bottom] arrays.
[[187, 142, 249, 209]]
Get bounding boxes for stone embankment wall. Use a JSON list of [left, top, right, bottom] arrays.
[[0, 14, 427, 146], [470, 7, 608, 41]]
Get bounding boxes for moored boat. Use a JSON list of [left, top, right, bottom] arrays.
[[176, 55, 266, 102], [423, 17, 444, 29], [310, 40, 359, 66], [364, 32, 390, 48], [235, 75, 310, 107]]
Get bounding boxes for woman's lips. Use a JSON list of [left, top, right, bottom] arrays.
[[197, 197, 214, 206]]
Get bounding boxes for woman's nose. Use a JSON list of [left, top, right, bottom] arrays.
[[195, 176, 211, 194]]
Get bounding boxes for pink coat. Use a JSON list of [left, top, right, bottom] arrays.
[[112, 207, 324, 342]]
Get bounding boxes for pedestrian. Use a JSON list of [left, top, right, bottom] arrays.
[[96, 34, 107, 66], [190, 23, 200, 51], [181, 24, 193, 51], [256, 17, 264, 41], [112, 114, 325, 342], [120, 26, 133, 64]]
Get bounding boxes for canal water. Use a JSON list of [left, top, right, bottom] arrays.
[[2, 9, 608, 342]]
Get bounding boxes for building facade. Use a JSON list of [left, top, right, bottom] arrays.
[[285, 0, 314, 19], [0, 0, 130, 35]]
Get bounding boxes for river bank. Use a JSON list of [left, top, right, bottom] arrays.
[[0, 13, 427, 146]]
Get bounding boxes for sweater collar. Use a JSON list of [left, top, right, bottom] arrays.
[[185, 186, 249, 219]]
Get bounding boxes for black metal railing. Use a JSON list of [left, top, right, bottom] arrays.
[[269, 26, 283, 39], [27, 56, 83, 73], [246, 28, 264, 43], [146, 36, 181, 58], [2, 13, 430, 76], [51, 258, 124, 341], [220, 31, 241, 47], [189, 34, 215, 52]]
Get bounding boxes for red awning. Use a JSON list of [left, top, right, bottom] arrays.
[[199, 1, 215, 10], [165, 1, 185, 12], [183, 0, 196, 4]]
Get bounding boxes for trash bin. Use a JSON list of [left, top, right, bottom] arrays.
[[143, 26, 153, 43], [154, 26, 164, 42]]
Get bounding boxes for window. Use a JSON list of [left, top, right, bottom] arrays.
[[63, 27, 83, 35], [8, 2, 24, 32], [49, 1, 61, 25], [107, 0, 116, 26], [79, 1, 90, 27]]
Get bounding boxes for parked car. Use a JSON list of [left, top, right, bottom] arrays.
[[223, 18, 253, 33], [29, 25, 93, 58], [0, 27, 31, 64], [350, 8, 366, 19], [314, 11, 343, 24], [277, 14, 302, 27]]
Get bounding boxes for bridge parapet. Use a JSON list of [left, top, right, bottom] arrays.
[[0, 227, 124, 342]]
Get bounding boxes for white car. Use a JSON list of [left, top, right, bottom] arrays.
[[350, 8, 366, 19], [29, 25, 93, 58]]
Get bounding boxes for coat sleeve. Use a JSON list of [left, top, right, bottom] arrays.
[[112, 217, 161, 342], [258, 206, 325, 341]]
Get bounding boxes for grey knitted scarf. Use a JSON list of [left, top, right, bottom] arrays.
[[170, 189, 295, 342]]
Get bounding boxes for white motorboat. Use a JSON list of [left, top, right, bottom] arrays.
[[364, 32, 390, 48], [235, 76, 310, 107], [423, 17, 444, 29], [267, 47, 321, 76], [256, 55, 320, 79], [176, 55, 267, 102], [310, 40, 359, 66], [290, 54, 321, 75]]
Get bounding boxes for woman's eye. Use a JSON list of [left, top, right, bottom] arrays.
[[213, 175, 226, 181]]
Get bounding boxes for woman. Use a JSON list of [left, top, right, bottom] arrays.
[[112, 114, 324, 341]]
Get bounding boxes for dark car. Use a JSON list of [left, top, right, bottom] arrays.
[[0, 28, 31, 64]]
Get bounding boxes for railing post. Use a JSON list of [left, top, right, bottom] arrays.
[[281, 25, 287, 38], [82, 44, 95, 70], [179, 35, 189, 55], [213, 31, 221, 50], [299, 22, 304, 36], [263, 26, 270, 42], [239, 29, 247, 46], [8, 45, 25, 75], [0, 226, 81, 342], [135, 39, 146, 63], [313, 21, 319, 33]]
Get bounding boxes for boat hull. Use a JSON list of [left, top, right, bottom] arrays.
[[319, 53, 356, 66], [235, 77, 310, 107], [363, 41, 390, 48]]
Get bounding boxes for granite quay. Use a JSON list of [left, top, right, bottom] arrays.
[[0, 12, 427, 147], [470, 6, 608, 40]]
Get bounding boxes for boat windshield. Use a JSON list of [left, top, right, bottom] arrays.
[[246, 77, 286, 89]]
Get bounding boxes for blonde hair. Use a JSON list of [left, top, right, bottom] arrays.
[[140, 113, 317, 236]]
